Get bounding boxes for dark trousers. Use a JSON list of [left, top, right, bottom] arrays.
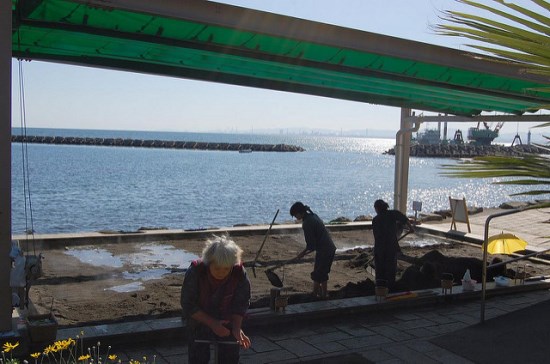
[[188, 321, 239, 364], [374, 252, 398, 290]]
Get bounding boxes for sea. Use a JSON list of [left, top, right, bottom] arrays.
[[10, 127, 529, 235]]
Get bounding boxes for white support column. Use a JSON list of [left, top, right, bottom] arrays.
[[0, 0, 13, 331], [393, 108, 417, 213]]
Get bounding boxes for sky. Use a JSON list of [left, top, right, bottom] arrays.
[[10, 0, 549, 140]]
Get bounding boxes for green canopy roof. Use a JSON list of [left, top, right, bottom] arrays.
[[11, 0, 550, 117]]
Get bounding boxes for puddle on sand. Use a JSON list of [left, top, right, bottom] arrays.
[[122, 268, 173, 281], [109, 282, 145, 293], [64, 248, 124, 267], [336, 236, 450, 252], [406, 237, 450, 248], [64, 243, 199, 292]]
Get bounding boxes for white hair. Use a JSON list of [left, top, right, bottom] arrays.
[[201, 235, 243, 266]]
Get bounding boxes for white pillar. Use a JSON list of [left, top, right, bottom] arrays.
[[393, 108, 414, 213], [0, 0, 13, 331]]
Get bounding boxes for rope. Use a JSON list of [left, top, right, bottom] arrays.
[[17, 57, 36, 255]]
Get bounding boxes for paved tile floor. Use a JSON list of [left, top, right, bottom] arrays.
[[108, 289, 550, 363]]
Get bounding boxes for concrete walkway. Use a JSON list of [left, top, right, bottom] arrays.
[[425, 204, 550, 253], [105, 289, 549, 364]]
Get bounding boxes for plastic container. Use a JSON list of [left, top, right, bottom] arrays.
[[494, 276, 511, 287], [461, 279, 477, 291]]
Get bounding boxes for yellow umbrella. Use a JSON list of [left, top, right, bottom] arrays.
[[485, 232, 528, 255]]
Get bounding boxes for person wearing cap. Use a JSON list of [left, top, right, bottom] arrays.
[[181, 235, 251, 364], [372, 199, 414, 290], [289, 201, 336, 299]]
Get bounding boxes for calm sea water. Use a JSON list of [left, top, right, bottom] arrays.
[[11, 128, 527, 234]]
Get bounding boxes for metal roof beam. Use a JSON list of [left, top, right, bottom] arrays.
[[404, 114, 550, 123], [80, 0, 550, 85]]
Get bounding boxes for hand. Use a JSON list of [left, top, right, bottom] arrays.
[[210, 319, 231, 337], [232, 327, 251, 349]]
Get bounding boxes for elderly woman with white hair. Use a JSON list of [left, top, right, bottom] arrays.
[[181, 235, 252, 364]]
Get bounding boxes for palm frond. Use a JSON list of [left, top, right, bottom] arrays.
[[435, 0, 550, 75], [510, 190, 550, 196], [435, 1, 550, 198], [532, 123, 550, 129], [497, 179, 550, 185]]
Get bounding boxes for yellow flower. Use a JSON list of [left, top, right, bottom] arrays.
[[2, 341, 19, 352], [79, 354, 91, 361], [54, 338, 75, 351], [44, 343, 58, 354], [53, 340, 65, 351], [31, 352, 41, 358], [43, 344, 56, 355], [108, 354, 118, 361]]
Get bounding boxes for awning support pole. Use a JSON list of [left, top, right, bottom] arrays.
[[0, 0, 13, 332], [480, 208, 524, 323], [393, 108, 420, 213]]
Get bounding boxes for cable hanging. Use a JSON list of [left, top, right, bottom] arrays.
[[17, 58, 36, 254]]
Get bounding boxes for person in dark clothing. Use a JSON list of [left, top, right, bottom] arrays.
[[372, 199, 414, 290], [289, 202, 336, 299], [181, 235, 251, 364]]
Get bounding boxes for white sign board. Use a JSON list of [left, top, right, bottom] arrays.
[[449, 197, 471, 233]]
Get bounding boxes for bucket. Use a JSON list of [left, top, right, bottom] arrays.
[[375, 279, 388, 301], [27, 313, 58, 344], [441, 273, 454, 293], [375, 286, 389, 297]]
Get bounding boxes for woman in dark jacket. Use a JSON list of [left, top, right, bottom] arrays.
[[289, 202, 336, 299], [372, 199, 414, 290], [181, 235, 251, 364]]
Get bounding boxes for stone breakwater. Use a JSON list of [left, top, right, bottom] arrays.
[[11, 135, 304, 152], [385, 143, 549, 158]]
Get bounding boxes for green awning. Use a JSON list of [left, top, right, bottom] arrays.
[[12, 0, 550, 117]]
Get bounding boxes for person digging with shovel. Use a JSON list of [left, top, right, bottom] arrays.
[[181, 235, 251, 364], [289, 201, 336, 300], [372, 199, 414, 291]]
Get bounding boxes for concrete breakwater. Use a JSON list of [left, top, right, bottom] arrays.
[[11, 135, 304, 152], [385, 143, 549, 158]]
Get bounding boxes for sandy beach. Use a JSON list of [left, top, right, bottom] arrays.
[[26, 215, 550, 327]]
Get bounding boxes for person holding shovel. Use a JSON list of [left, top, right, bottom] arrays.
[[289, 201, 336, 299], [372, 199, 414, 291], [181, 235, 251, 364]]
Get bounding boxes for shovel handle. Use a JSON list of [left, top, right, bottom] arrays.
[[268, 257, 295, 271], [397, 229, 413, 242], [253, 209, 280, 264]]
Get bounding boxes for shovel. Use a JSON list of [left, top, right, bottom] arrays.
[[265, 258, 295, 288], [252, 209, 279, 278]]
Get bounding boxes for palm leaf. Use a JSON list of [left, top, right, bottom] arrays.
[[441, 154, 550, 196], [511, 190, 550, 196], [498, 179, 550, 185], [436, 0, 550, 74], [436, 1, 550, 198]]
